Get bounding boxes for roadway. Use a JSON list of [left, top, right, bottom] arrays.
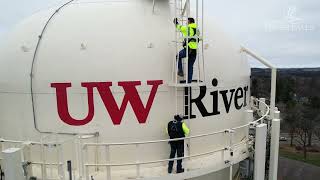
[[278, 156, 320, 180]]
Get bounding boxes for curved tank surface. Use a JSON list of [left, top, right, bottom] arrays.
[[0, 0, 251, 179]]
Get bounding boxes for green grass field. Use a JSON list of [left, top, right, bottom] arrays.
[[279, 146, 320, 167]]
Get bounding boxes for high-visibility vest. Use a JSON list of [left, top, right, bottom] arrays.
[[166, 121, 190, 137], [176, 23, 199, 50]]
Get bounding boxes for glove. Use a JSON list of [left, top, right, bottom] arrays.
[[173, 18, 179, 25]]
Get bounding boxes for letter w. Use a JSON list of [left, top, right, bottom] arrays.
[[95, 80, 163, 125]]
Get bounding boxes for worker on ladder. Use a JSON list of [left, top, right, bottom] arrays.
[[174, 17, 199, 83], [167, 115, 190, 174]]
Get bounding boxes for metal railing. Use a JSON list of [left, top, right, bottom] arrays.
[[81, 97, 270, 180], [0, 133, 98, 180], [0, 97, 270, 180]]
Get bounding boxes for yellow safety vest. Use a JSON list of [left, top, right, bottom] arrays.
[[176, 23, 198, 50], [166, 122, 190, 136]]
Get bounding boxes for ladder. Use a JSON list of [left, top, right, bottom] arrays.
[[169, 0, 206, 87], [170, 0, 206, 164], [171, 0, 206, 118]]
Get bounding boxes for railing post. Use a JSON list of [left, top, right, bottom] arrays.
[[229, 129, 235, 180], [84, 145, 89, 180], [22, 142, 33, 179], [136, 144, 141, 178], [269, 111, 281, 180], [95, 136, 99, 172], [40, 140, 47, 180], [105, 145, 111, 180], [246, 110, 254, 140], [258, 98, 266, 118], [77, 136, 83, 180], [274, 109, 280, 119], [245, 110, 254, 123], [0, 139, 3, 163], [270, 68, 277, 119], [254, 124, 267, 180], [250, 96, 255, 109], [58, 143, 65, 180]]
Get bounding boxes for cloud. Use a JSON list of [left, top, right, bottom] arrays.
[[0, 0, 319, 67], [207, 0, 320, 67], [0, 0, 66, 28]]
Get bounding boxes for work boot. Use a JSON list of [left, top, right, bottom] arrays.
[[178, 71, 184, 77], [176, 168, 184, 173]]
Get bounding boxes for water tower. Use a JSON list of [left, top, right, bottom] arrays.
[[0, 0, 280, 180]]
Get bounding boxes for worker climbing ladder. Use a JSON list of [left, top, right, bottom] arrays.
[[170, 0, 206, 120], [170, 0, 205, 87], [169, 0, 206, 167]]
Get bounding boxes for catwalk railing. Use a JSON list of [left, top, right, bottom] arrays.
[[0, 97, 275, 180], [0, 134, 98, 180], [81, 97, 270, 180]]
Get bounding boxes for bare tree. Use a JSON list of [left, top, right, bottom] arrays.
[[295, 128, 309, 159], [313, 115, 320, 141], [284, 101, 301, 146], [305, 96, 320, 146], [294, 106, 313, 159]]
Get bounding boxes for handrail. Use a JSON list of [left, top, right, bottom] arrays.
[[240, 47, 277, 119], [1, 98, 268, 150], [0, 139, 60, 146], [85, 147, 227, 167], [83, 98, 268, 147], [0, 98, 270, 179], [1, 97, 269, 180], [84, 139, 250, 168], [84, 129, 226, 146], [80, 97, 269, 178], [252, 98, 270, 124]]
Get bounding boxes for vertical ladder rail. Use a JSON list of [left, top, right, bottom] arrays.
[[173, 0, 205, 85], [201, 0, 205, 83], [196, 0, 200, 83], [187, 87, 191, 160], [185, 0, 189, 85], [174, 0, 178, 115]]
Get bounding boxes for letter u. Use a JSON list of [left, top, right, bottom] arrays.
[[51, 82, 95, 126]]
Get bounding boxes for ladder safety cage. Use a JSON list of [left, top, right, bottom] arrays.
[[170, 0, 206, 164], [170, 0, 206, 87]]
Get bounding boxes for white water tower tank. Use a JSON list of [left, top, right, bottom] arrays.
[[0, 0, 251, 179]]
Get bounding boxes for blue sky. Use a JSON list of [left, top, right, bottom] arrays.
[[0, 0, 319, 68]]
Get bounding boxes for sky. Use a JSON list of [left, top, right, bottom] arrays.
[[0, 0, 319, 68]]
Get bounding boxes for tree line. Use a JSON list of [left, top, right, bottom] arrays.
[[251, 68, 320, 159]]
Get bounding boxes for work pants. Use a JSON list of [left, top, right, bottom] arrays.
[[168, 140, 184, 172], [177, 48, 197, 83]]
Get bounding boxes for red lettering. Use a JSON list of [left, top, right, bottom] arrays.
[[51, 80, 163, 126], [51, 83, 95, 126]]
